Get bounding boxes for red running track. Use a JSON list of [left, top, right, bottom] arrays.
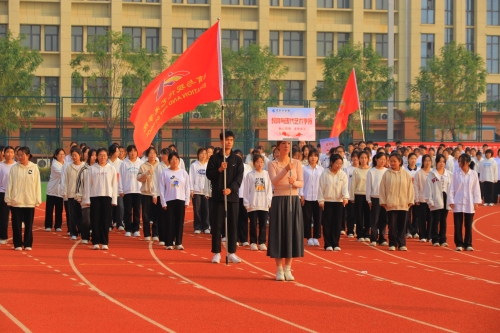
[[0, 204, 499, 333]]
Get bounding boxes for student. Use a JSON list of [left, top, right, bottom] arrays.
[[345, 151, 359, 238], [160, 152, 190, 250], [167, 144, 186, 170], [444, 149, 454, 174], [153, 148, 170, 246], [235, 150, 252, 247], [108, 144, 124, 231], [190, 148, 210, 234], [452, 149, 461, 174], [299, 149, 324, 247], [0, 146, 15, 244], [75, 149, 96, 244], [475, 151, 484, 198], [119, 145, 144, 237], [405, 153, 419, 239], [243, 154, 272, 251], [61, 145, 79, 235], [449, 154, 482, 251], [301, 145, 310, 166], [366, 152, 388, 246], [349, 151, 371, 242], [414, 154, 433, 242], [62, 148, 84, 240], [479, 149, 498, 206], [118, 146, 126, 161], [45, 148, 65, 232], [5, 147, 42, 251], [318, 154, 349, 251], [137, 147, 159, 241], [379, 153, 414, 251], [65, 142, 78, 164]]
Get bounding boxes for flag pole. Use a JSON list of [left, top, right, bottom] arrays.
[[352, 68, 365, 141]]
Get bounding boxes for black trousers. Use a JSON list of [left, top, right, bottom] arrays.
[[454, 212, 474, 248], [249, 210, 268, 244], [141, 195, 157, 238], [387, 210, 407, 248], [369, 198, 387, 244], [193, 194, 209, 231], [406, 206, 419, 235], [417, 203, 432, 240], [237, 198, 249, 243], [346, 201, 356, 235], [67, 198, 82, 237], [64, 200, 70, 232], [302, 200, 321, 239], [322, 202, 344, 249], [11, 207, 34, 248], [0, 193, 10, 240], [483, 181, 495, 204], [112, 196, 124, 228], [44, 195, 63, 230], [123, 193, 141, 233], [211, 200, 238, 254], [156, 196, 166, 242], [165, 199, 186, 247], [81, 207, 91, 241], [431, 192, 448, 244], [90, 196, 112, 245], [354, 194, 370, 239], [496, 182, 500, 201]]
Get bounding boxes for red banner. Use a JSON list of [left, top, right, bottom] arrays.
[[130, 21, 223, 154], [330, 69, 360, 138]]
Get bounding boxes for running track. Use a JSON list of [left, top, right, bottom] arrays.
[[1, 204, 499, 332]]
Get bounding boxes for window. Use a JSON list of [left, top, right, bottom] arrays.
[[222, 30, 239, 51], [487, 0, 500, 25], [243, 31, 256, 48], [445, 0, 453, 25], [87, 26, 108, 51], [172, 0, 183, 3], [337, 0, 350, 8], [0, 25, 6, 39], [466, 28, 474, 52], [270, 31, 279, 55], [72, 26, 83, 52], [243, 0, 256, 4], [32, 77, 41, 92], [20, 25, 40, 50], [364, 33, 372, 48], [44, 26, 59, 52], [421, 34, 434, 67], [421, 0, 435, 24], [376, 0, 388, 9], [222, 0, 239, 4], [283, 0, 303, 6], [337, 33, 349, 50], [123, 0, 142, 2], [123, 27, 142, 51], [317, 81, 324, 89], [376, 34, 388, 58], [172, 28, 183, 54], [466, 0, 474, 26], [146, 0, 161, 2], [364, 0, 372, 9], [283, 31, 303, 56], [317, 32, 333, 57], [318, 0, 333, 8], [187, 29, 205, 47], [187, 0, 208, 3], [88, 78, 109, 98], [283, 81, 303, 105], [45, 77, 59, 103], [487, 84, 499, 111], [270, 0, 279, 5], [21, 129, 59, 155], [71, 78, 83, 103], [444, 28, 453, 45], [487, 36, 499, 74], [146, 28, 159, 52]]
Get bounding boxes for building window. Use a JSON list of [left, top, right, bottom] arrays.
[[270, 31, 279, 55], [172, 28, 183, 54], [87, 26, 108, 51], [21, 129, 59, 155], [0, 25, 6, 39], [421, 0, 435, 24], [45, 77, 59, 103], [283, 81, 303, 105], [444, 0, 453, 25], [146, 0, 161, 2], [243, 30, 256, 48], [32, 77, 41, 92], [487, 84, 499, 111], [222, 0, 239, 4], [466, 0, 474, 26], [317, 32, 333, 57], [364, 33, 372, 48], [123, 27, 142, 51], [421, 34, 434, 67], [444, 28, 453, 45], [222, 30, 239, 51], [283, 0, 303, 6], [20, 25, 40, 50], [337, 0, 350, 8], [187, 0, 208, 3], [376, 0, 388, 10], [376, 33, 388, 58], [487, 0, 500, 25], [337, 33, 349, 50], [283, 31, 303, 56], [71, 78, 83, 103], [318, 0, 333, 8], [487, 36, 499, 74], [270, 0, 279, 6], [72, 26, 83, 52], [88, 78, 109, 98], [243, 0, 256, 4], [187, 29, 205, 48], [44, 26, 59, 52], [364, 0, 372, 9], [146, 28, 159, 52], [466, 28, 474, 52], [172, 0, 183, 3]]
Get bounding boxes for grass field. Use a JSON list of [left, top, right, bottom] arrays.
[[41, 181, 47, 201]]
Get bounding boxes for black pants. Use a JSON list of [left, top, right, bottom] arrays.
[[123, 193, 141, 233], [211, 200, 238, 254], [11, 207, 34, 249], [454, 212, 474, 248], [193, 194, 209, 231], [346, 201, 356, 235], [141, 195, 157, 238], [64, 200, 70, 232], [81, 207, 91, 241], [44, 195, 63, 230], [322, 202, 344, 249], [0, 193, 10, 240], [302, 200, 321, 239], [483, 181, 495, 204], [354, 195, 370, 239], [249, 210, 268, 245], [496, 182, 500, 201], [387, 210, 407, 248], [165, 199, 186, 247], [90, 196, 112, 245], [237, 198, 248, 243], [431, 192, 448, 244], [112, 196, 124, 228], [369, 198, 387, 244], [67, 198, 82, 237], [478, 175, 483, 199], [417, 203, 432, 240], [156, 196, 166, 242], [406, 206, 418, 235]]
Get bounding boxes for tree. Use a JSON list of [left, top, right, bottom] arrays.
[[0, 30, 44, 134], [313, 42, 395, 140], [70, 30, 167, 144], [406, 41, 487, 141]]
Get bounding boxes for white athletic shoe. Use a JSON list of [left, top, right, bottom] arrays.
[[456, 247, 463, 251], [307, 238, 314, 246], [144, 236, 151, 241], [109, 227, 112, 231], [441, 243, 448, 247], [101, 245, 108, 250], [212, 253, 221, 263], [228, 253, 241, 263], [420, 238, 427, 242], [413, 233, 419, 239], [0, 239, 7, 245], [276, 267, 285, 281], [242, 242, 249, 246], [221, 237, 226, 242], [204, 229, 211, 234], [340, 231, 346, 235], [133, 231, 140, 237], [118, 226, 125, 231], [433, 243, 440, 247], [71, 236, 77, 240], [483, 203, 489, 206], [93, 244, 100, 250], [370, 242, 377, 246], [358, 238, 364, 242], [81, 240, 88, 244], [194, 230, 201, 234], [14, 247, 22, 251], [166, 246, 173, 250], [313, 239, 320, 247], [258, 243, 267, 251], [125, 232, 131, 237], [334, 247, 341, 251], [24, 247, 32, 251], [311, 223, 314, 228], [250, 243, 258, 251], [381, 242, 388, 246], [399, 246, 407, 251], [56, 228, 62, 232], [45, 228, 51, 232], [158, 241, 165, 246], [466, 246, 474, 251], [152, 237, 159, 241], [489, 203, 495, 206], [326, 246, 333, 251], [175, 245, 184, 250], [388, 246, 396, 251], [406, 233, 412, 239], [67, 232, 70, 236], [284, 266, 295, 281], [347, 234, 354, 238], [364, 238, 370, 242]]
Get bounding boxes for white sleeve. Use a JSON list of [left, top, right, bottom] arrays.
[[118, 163, 124, 194], [159, 172, 167, 207], [111, 167, 118, 205], [266, 173, 273, 208], [189, 163, 196, 191], [184, 171, 191, 206], [243, 173, 250, 208], [365, 170, 372, 203]]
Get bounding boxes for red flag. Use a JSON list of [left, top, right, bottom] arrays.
[[330, 68, 360, 138], [130, 21, 223, 154]]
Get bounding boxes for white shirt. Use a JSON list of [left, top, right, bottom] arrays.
[[159, 168, 190, 207], [239, 163, 253, 198], [46, 160, 63, 197], [242, 169, 273, 212], [82, 163, 118, 206], [298, 164, 324, 201], [118, 158, 144, 195], [479, 158, 499, 183], [448, 169, 482, 214], [0, 162, 15, 193], [189, 160, 207, 194], [366, 167, 387, 202]]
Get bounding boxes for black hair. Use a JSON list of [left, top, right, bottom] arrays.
[[385, 143, 391, 148], [308, 149, 319, 160], [389, 153, 403, 168], [396, 140, 402, 145], [435, 154, 446, 166], [0, 145, 4, 153], [118, 145, 125, 150], [196, 147, 207, 159], [377, 147, 385, 153], [459, 153, 475, 170], [145, 147, 157, 157], [328, 148, 336, 155], [421, 154, 432, 168], [350, 151, 360, 159], [86, 148, 97, 165], [358, 151, 370, 164], [168, 152, 180, 162], [485, 149, 494, 157], [476, 151, 482, 156], [52, 148, 65, 160], [335, 146, 345, 153], [429, 147, 435, 152], [96, 148, 108, 159], [17, 146, 32, 160], [160, 148, 171, 156], [214, 147, 222, 154], [109, 144, 119, 155], [234, 149, 243, 157], [366, 140, 373, 145], [301, 145, 310, 154], [219, 131, 235, 141], [372, 152, 387, 167], [70, 141, 78, 147], [79, 143, 87, 149], [126, 145, 137, 153], [408, 152, 416, 160], [253, 154, 264, 164], [329, 153, 343, 167], [207, 146, 214, 150], [3, 146, 14, 154]]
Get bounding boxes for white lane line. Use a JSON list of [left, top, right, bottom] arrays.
[[442, 247, 500, 265], [488, 265, 498, 268], [0, 303, 32, 333], [69, 241, 176, 333], [148, 243, 317, 333], [473, 211, 500, 244], [128, 261, 134, 264]]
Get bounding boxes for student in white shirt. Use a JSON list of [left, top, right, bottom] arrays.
[[414, 154, 432, 242], [444, 149, 454, 174], [344, 151, 359, 238], [243, 154, 272, 251], [189, 148, 209, 234], [349, 151, 371, 242], [452, 149, 461, 174], [108, 144, 124, 231], [405, 153, 419, 239], [479, 149, 499, 206], [65, 141, 78, 164], [366, 152, 388, 246], [449, 154, 482, 251], [160, 152, 190, 250], [44, 148, 65, 232], [62, 148, 84, 240], [495, 149, 500, 203], [0, 146, 15, 244], [235, 150, 252, 247], [119, 145, 144, 237], [75, 149, 96, 244], [137, 147, 159, 241], [299, 150, 324, 247], [153, 148, 170, 246]]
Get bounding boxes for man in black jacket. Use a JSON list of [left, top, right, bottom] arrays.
[[206, 131, 244, 264]]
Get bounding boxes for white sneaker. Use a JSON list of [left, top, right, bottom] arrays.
[[67, 232, 71, 236], [93, 244, 100, 250], [14, 247, 22, 251], [109, 227, 112, 231], [433, 243, 440, 247], [466, 246, 474, 251], [413, 233, 419, 239], [370, 242, 377, 246], [221, 237, 226, 242], [158, 241, 165, 246], [0, 240, 7, 245], [381, 241, 388, 246], [284, 266, 294, 281], [250, 243, 258, 251], [144, 236, 151, 241], [420, 238, 427, 242], [399, 246, 407, 251], [175, 245, 184, 250], [358, 238, 364, 242], [326, 246, 333, 251], [242, 242, 249, 246], [307, 238, 314, 246], [204, 229, 210, 234], [152, 237, 159, 241], [340, 230, 346, 235], [364, 238, 370, 242], [24, 247, 32, 251], [71, 236, 77, 240], [101, 245, 108, 250], [489, 203, 495, 206], [258, 243, 267, 251], [347, 234, 354, 238], [228, 253, 241, 263], [334, 247, 341, 251], [441, 243, 448, 247], [313, 239, 320, 246], [133, 231, 140, 237], [118, 226, 125, 231], [311, 223, 314, 228], [194, 230, 201, 234], [45, 228, 51, 232], [56, 228, 62, 232], [166, 246, 173, 250], [456, 247, 463, 251], [125, 232, 131, 237], [276, 267, 285, 281], [406, 233, 412, 239], [212, 253, 221, 263], [483, 203, 489, 206], [388, 246, 396, 251], [81, 240, 88, 244]]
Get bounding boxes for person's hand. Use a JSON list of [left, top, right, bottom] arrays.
[[381, 204, 387, 209], [300, 196, 305, 206], [148, 169, 154, 175], [408, 203, 413, 208], [416, 202, 420, 205], [288, 177, 295, 185], [319, 203, 324, 211], [368, 202, 372, 210], [223, 188, 231, 196], [163, 206, 167, 210], [205, 196, 210, 199], [190, 191, 194, 198], [152, 197, 157, 205], [343, 199, 348, 207], [219, 162, 227, 172], [285, 163, 293, 172], [450, 204, 454, 209], [473, 204, 478, 209], [119, 193, 124, 197]]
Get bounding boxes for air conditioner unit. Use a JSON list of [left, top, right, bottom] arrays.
[[192, 112, 201, 119], [37, 159, 51, 168], [380, 113, 388, 120], [92, 111, 104, 118]]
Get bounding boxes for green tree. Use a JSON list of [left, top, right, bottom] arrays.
[[313, 42, 395, 139], [406, 41, 487, 141], [0, 30, 44, 134]]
